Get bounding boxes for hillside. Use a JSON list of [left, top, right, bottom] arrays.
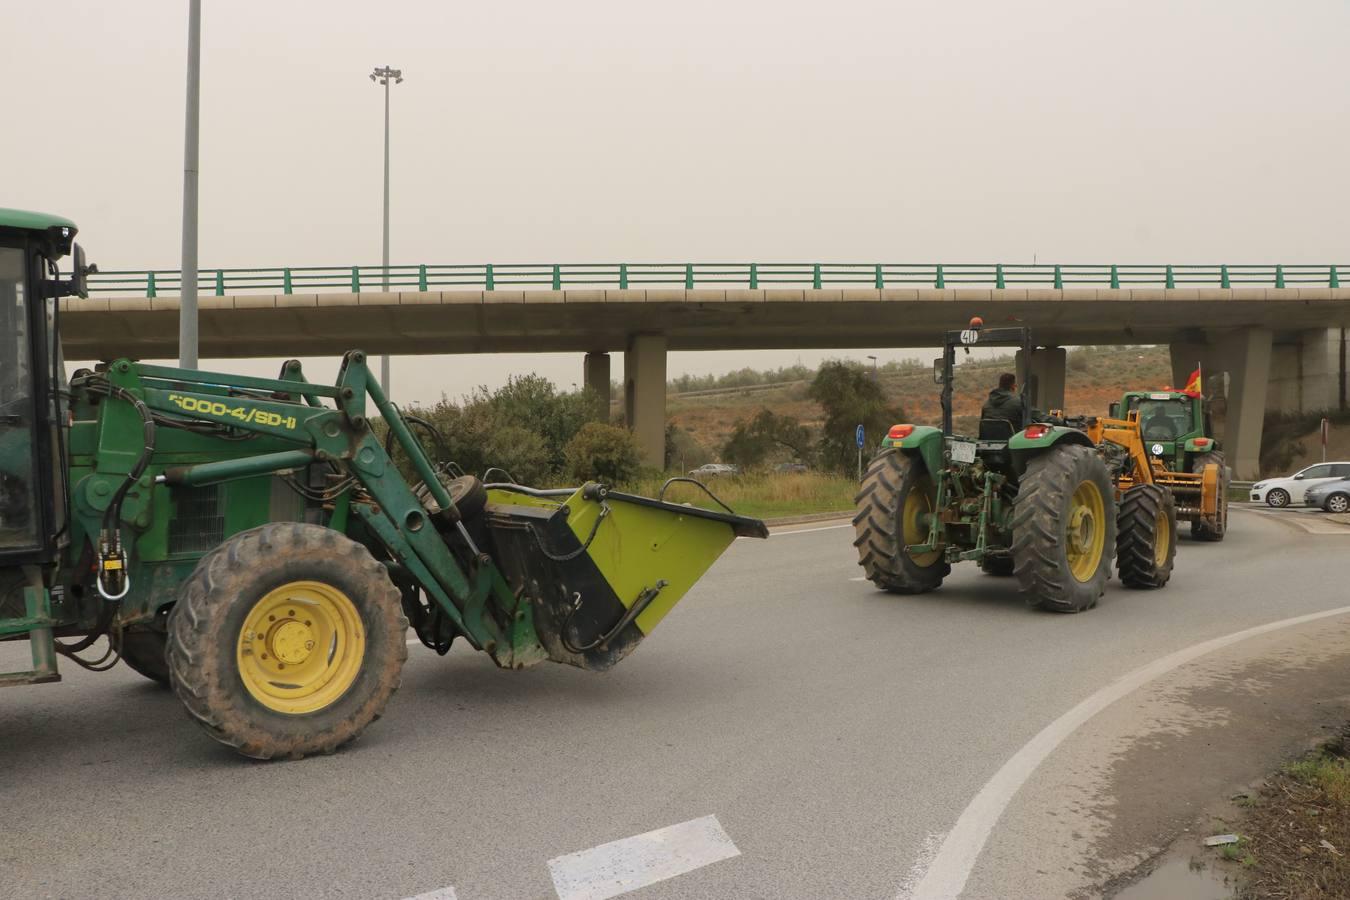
[[667, 346, 1172, 454]]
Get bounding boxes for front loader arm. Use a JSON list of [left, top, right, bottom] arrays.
[[82, 353, 515, 653]]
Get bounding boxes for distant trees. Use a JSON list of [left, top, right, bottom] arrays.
[[565, 423, 642, 483], [809, 361, 904, 474], [721, 409, 815, 469], [668, 364, 814, 394], [392, 375, 602, 485]]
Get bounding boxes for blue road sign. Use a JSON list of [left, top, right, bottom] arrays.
[[856, 424, 865, 448]]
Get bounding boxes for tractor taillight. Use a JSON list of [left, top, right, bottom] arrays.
[[1194, 437, 1210, 447], [1024, 424, 1052, 439], [888, 424, 915, 439]]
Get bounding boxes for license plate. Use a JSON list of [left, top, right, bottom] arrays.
[[950, 440, 977, 464]]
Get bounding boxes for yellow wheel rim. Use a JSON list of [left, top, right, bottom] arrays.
[[903, 476, 942, 567], [1154, 507, 1171, 568], [1065, 480, 1106, 583], [237, 580, 365, 715]]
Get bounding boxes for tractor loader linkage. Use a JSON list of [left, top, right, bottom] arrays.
[[0, 209, 766, 759]]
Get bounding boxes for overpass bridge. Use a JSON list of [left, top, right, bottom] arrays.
[[68, 262, 1350, 477]]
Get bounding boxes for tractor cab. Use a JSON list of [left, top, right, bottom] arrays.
[[1115, 390, 1216, 471], [0, 210, 89, 573]]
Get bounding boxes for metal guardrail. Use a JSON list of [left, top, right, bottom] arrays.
[[86, 263, 1348, 298]]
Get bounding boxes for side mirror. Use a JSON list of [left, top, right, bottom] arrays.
[[71, 243, 91, 298], [932, 358, 945, 385], [1108, 402, 1120, 418], [1294, 473, 1305, 480]]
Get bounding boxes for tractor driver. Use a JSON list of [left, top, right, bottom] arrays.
[[981, 372, 1024, 428], [1142, 404, 1179, 441]]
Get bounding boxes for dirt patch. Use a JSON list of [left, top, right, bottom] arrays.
[[1232, 728, 1350, 899]]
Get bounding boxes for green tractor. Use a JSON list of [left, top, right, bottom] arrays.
[[0, 209, 766, 758], [1113, 389, 1227, 540], [853, 318, 1176, 612]]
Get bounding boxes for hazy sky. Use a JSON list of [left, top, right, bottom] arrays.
[[9, 0, 1349, 403]]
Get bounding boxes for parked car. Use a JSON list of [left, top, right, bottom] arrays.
[[1304, 477, 1350, 513], [1251, 462, 1350, 508], [688, 463, 739, 479], [774, 462, 809, 474]]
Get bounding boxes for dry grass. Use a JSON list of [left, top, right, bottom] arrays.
[[1235, 730, 1350, 899], [666, 346, 1171, 451], [621, 471, 857, 520]]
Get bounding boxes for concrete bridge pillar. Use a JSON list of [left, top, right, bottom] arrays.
[[1266, 329, 1348, 414], [624, 334, 667, 468], [1015, 347, 1066, 412], [583, 352, 611, 420], [1170, 328, 1272, 480]]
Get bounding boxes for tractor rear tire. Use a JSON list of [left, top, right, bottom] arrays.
[[1011, 444, 1115, 613], [853, 450, 950, 594], [1190, 451, 1227, 541], [166, 522, 408, 760], [1116, 484, 1177, 589], [119, 629, 170, 685]]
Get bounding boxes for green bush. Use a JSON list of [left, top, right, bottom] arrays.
[[565, 422, 643, 484]]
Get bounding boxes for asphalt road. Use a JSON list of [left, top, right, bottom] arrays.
[[3, 509, 1348, 900]]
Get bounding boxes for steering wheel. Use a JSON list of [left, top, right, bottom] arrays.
[[1145, 418, 1178, 441]]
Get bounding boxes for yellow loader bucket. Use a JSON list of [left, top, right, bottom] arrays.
[[481, 483, 767, 671]]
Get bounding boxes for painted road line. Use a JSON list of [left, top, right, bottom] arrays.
[[402, 887, 457, 900], [547, 814, 740, 900], [849, 575, 867, 582], [900, 603, 1350, 900], [736, 521, 851, 539]]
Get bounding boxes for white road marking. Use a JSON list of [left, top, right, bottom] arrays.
[[900, 603, 1350, 900], [402, 887, 457, 900], [895, 832, 947, 899], [849, 575, 867, 582], [765, 522, 853, 537], [547, 814, 740, 900]]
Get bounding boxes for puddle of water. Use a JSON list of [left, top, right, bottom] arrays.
[[1113, 855, 1238, 900]]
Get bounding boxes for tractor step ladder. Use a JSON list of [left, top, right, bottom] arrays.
[[0, 585, 61, 687]]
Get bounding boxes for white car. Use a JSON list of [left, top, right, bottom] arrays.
[[1251, 462, 1350, 508]]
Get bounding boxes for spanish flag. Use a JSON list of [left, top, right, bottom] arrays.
[[1182, 366, 1202, 398]]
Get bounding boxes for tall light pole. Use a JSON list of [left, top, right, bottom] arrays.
[[370, 65, 402, 393], [867, 355, 878, 379], [180, 0, 202, 369]]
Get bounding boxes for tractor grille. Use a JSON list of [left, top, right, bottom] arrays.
[[169, 484, 225, 555]]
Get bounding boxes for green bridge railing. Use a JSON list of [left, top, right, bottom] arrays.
[[86, 262, 1346, 298]]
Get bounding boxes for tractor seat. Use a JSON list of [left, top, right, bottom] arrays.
[[977, 418, 1016, 473], [978, 418, 1016, 442]]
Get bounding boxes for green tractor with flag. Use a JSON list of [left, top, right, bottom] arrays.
[[0, 208, 766, 759], [1110, 368, 1228, 541]]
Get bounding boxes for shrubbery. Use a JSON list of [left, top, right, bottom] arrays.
[[565, 423, 642, 483]]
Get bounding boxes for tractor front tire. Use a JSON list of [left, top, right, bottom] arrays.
[[853, 450, 950, 594], [167, 523, 408, 760], [119, 628, 171, 685], [1116, 485, 1177, 589], [1190, 451, 1228, 541], [1011, 444, 1115, 613]]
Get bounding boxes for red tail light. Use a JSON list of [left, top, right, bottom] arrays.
[[1023, 424, 1052, 439], [1194, 437, 1210, 447], [888, 424, 915, 439]]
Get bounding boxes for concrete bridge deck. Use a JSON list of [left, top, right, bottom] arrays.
[[61, 286, 1350, 357], [61, 286, 1350, 479]]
